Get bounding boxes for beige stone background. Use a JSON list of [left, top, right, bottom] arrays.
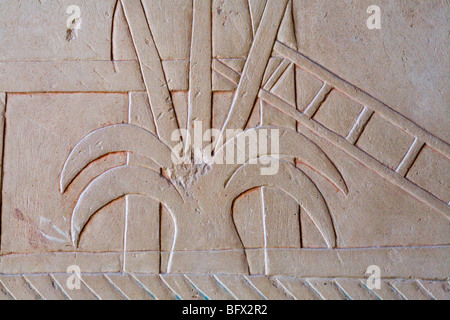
[[0, 0, 448, 300]]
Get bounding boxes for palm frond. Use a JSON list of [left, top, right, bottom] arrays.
[[60, 124, 177, 192], [224, 160, 336, 248], [71, 165, 184, 247], [213, 126, 348, 194]]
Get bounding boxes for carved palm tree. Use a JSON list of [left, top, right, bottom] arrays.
[[60, 0, 348, 273]]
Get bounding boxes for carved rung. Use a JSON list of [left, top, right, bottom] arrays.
[[396, 138, 425, 177], [212, 59, 241, 85], [263, 58, 291, 90], [346, 107, 374, 145], [273, 41, 450, 159], [304, 83, 333, 118], [258, 89, 450, 218]]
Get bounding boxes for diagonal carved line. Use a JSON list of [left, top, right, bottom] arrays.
[[183, 275, 211, 300], [160, 275, 206, 300], [346, 106, 374, 145], [78, 276, 102, 300], [48, 274, 71, 300], [304, 279, 325, 300], [274, 41, 450, 158], [243, 276, 268, 300], [333, 280, 352, 300], [121, 0, 179, 148], [0, 278, 16, 300], [248, 0, 267, 37], [245, 276, 296, 300], [129, 274, 157, 300], [360, 280, 383, 300], [159, 275, 183, 300], [0, 275, 448, 300], [303, 83, 333, 119], [212, 60, 241, 85], [273, 277, 297, 300], [388, 281, 408, 300], [416, 280, 437, 300], [22, 276, 44, 300], [104, 275, 131, 300], [218, 0, 289, 146], [129, 275, 158, 300], [259, 89, 450, 219], [263, 59, 291, 91], [132, 274, 178, 300], [396, 138, 425, 177], [105, 274, 156, 300], [212, 275, 239, 300], [184, 275, 236, 300]]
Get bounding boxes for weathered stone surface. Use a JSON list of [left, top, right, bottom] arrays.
[[292, 0, 450, 142], [0, 0, 448, 300], [0, 0, 117, 61]]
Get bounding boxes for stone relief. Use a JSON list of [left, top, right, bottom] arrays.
[[0, 0, 448, 300]]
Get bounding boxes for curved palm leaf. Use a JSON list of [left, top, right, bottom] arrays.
[[224, 159, 336, 248], [60, 124, 178, 192], [71, 165, 184, 246], [214, 126, 348, 194]]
